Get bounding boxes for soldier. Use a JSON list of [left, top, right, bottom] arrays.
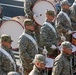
[[29, 54, 47, 75], [70, 1, 76, 31], [0, 34, 16, 75], [55, 0, 73, 42], [24, 0, 37, 19], [39, 10, 58, 75], [18, 19, 38, 75], [7, 71, 20, 75], [52, 41, 73, 75], [24, 0, 41, 44]]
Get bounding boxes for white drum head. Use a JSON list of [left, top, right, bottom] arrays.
[[72, 31, 76, 46], [45, 57, 54, 68], [72, 32, 76, 39], [32, 0, 56, 25], [72, 44, 76, 52], [0, 20, 24, 49]]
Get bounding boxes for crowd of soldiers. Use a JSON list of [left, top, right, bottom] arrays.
[[0, 0, 76, 75]]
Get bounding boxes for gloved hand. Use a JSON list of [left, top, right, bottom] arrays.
[[67, 30, 72, 34], [61, 34, 66, 41], [50, 45, 56, 49], [33, 14, 38, 17], [43, 46, 48, 55]]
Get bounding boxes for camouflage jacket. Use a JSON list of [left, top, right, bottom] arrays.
[[55, 9, 73, 36], [40, 20, 58, 56], [69, 2, 76, 31], [24, 0, 37, 18], [0, 45, 16, 75], [52, 52, 72, 75], [29, 65, 46, 75], [18, 30, 38, 70]]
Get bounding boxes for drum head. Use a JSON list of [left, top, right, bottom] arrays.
[[45, 57, 54, 68], [32, 0, 56, 25], [72, 31, 76, 46], [0, 20, 24, 49]]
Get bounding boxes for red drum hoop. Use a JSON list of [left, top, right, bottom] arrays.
[[11, 16, 27, 27], [72, 31, 76, 46], [32, 0, 56, 25], [0, 20, 24, 49]]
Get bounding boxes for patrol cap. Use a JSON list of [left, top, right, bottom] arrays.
[[60, 0, 70, 6], [24, 19, 35, 26], [7, 71, 20, 75], [46, 10, 55, 16], [61, 41, 73, 50], [1, 34, 13, 43], [32, 54, 47, 64]]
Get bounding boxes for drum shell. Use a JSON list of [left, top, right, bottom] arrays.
[[11, 16, 27, 27], [0, 20, 24, 49]]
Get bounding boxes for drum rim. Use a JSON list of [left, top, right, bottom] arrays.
[[0, 20, 24, 29], [32, 0, 56, 25]]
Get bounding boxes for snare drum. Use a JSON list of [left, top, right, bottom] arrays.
[[32, 0, 56, 25], [72, 31, 76, 46], [45, 56, 54, 70], [0, 20, 24, 49]]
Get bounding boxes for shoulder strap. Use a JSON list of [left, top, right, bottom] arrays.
[[0, 47, 16, 71], [22, 33, 38, 52], [60, 11, 71, 25], [44, 22, 56, 33]]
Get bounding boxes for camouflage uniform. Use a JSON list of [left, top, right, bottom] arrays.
[[55, 0, 73, 42], [29, 54, 47, 75], [18, 19, 38, 75], [52, 41, 73, 75], [40, 10, 58, 57], [69, 2, 76, 73], [0, 34, 16, 75], [70, 2, 76, 31], [24, 0, 37, 19], [40, 10, 58, 75]]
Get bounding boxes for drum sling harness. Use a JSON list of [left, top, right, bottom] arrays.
[[0, 47, 16, 71], [22, 32, 38, 52], [44, 22, 56, 33]]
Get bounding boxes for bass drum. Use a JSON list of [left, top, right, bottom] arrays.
[[32, 0, 56, 25], [72, 31, 76, 46], [11, 16, 27, 27], [0, 20, 24, 49]]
